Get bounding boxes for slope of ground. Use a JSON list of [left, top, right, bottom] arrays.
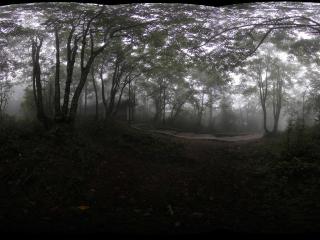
[[131, 123, 263, 142], [0, 119, 320, 235]]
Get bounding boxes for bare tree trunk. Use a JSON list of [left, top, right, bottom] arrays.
[[262, 105, 268, 133], [132, 84, 136, 122], [84, 81, 88, 115], [145, 94, 148, 119], [91, 66, 99, 120], [197, 92, 204, 129], [108, 59, 126, 116], [153, 97, 161, 123], [128, 80, 131, 123], [62, 27, 79, 120], [54, 27, 61, 120], [162, 87, 166, 125], [257, 60, 269, 134], [79, 93, 83, 116], [272, 67, 283, 133], [32, 37, 48, 129], [100, 66, 108, 119], [48, 81, 53, 117], [208, 89, 213, 128], [68, 59, 95, 122], [114, 81, 127, 116]]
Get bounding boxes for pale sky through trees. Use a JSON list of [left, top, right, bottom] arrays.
[[2, 2, 320, 133]]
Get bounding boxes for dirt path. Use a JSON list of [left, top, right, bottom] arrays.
[[131, 125, 263, 142]]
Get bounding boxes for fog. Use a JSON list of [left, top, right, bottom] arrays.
[[1, 1, 320, 235], [6, 84, 25, 117]]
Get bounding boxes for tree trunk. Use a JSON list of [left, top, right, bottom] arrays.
[[68, 58, 95, 122], [100, 66, 108, 119], [62, 28, 78, 120], [272, 68, 283, 134], [197, 92, 204, 129], [208, 89, 213, 128], [262, 105, 269, 134], [153, 97, 161, 123], [108, 90, 116, 116], [54, 27, 61, 120], [32, 38, 48, 129], [91, 66, 99, 120], [302, 90, 306, 128], [128, 80, 131, 123], [132, 85, 136, 122], [162, 87, 166, 125], [273, 113, 279, 133], [114, 81, 127, 116], [48, 80, 53, 116], [84, 81, 88, 115]]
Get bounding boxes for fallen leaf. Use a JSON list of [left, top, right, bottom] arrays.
[[78, 205, 90, 210]]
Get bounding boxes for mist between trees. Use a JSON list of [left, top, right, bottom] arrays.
[[1, 2, 320, 134]]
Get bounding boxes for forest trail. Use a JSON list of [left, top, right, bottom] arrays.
[[131, 124, 263, 142]]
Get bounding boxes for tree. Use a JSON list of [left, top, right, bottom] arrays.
[[242, 55, 271, 134], [4, 2, 320, 131], [0, 71, 12, 120], [270, 60, 285, 133], [13, 3, 157, 126]]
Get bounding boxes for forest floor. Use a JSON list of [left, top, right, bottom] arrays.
[[131, 123, 263, 142], [1, 119, 320, 236]]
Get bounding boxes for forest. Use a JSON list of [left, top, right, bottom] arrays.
[[1, 1, 320, 235]]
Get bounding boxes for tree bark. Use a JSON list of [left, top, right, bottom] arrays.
[[91, 66, 99, 120], [62, 28, 79, 119], [257, 61, 269, 134], [262, 105, 268, 133], [100, 66, 108, 119], [84, 81, 88, 115], [131, 83, 136, 122], [162, 87, 166, 125], [272, 67, 283, 133], [68, 30, 108, 122], [68, 65, 92, 122], [54, 27, 61, 120], [114, 79, 128, 116], [208, 88, 213, 128], [32, 37, 48, 129], [48, 80, 53, 116]]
